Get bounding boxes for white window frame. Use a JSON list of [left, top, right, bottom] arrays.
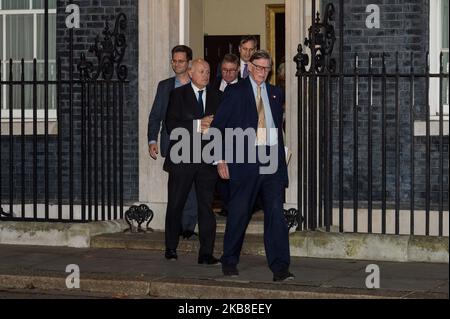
[[0, 0, 57, 122], [429, 0, 449, 119]]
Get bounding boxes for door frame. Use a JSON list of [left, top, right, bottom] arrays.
[[266, 4, 286, 85]]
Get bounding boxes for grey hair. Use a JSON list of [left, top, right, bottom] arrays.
[[249, 50, 273, 66]]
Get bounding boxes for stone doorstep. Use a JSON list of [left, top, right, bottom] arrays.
[[90, 232, 266, 256], [1, 220, 447, 263], [0, 273, 442, 299], [0, 220, 129, 249], [90, 231, 449, 264], [215, 220, 264, 234], [215, 212, 265, 234]]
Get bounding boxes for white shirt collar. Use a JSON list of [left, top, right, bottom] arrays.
[[191, 82, 206, 94], [249, 75, 266, 91], [220, 78, 238, 92], [221, 78, 238, 85]]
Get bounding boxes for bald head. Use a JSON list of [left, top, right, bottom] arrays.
[[189, 59, 210, 89]]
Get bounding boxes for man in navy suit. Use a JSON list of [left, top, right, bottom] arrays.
[[147, 45, 198, 239], [211, 51, 294, 282], [211, 53, 240, 215]]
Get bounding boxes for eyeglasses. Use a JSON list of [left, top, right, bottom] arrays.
[[251, 62, 272, 73], [172, 59, 188, 65], [222, 68, 238, 74]]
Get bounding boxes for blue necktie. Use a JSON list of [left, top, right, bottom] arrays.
[[198, 90, 205, 117], [243, 64, 249, 78]]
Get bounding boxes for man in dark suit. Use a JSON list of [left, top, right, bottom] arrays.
[[213, 53, 240, 92], [147, 45, 198, 239], [214, 35, 257, 83], [164, 59, 222, 265], [238, 35, 258, 79], [212, 54, 240, 215], [211, 51, 294, 282]]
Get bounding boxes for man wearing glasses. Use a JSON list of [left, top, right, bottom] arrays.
[[211, 51, 294, 282], [147, 45, 199, 240], [212, 53, 240, 218], [214, 53, 240, 92]]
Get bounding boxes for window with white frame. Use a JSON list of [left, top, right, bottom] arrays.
[[0, 0, 56, 121], [430, 0, 449, 117]]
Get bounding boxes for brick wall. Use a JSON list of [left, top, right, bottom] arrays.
[[0, 0, 139, 209], [319, 0, 448, 208], [56, 0, 139, 204]]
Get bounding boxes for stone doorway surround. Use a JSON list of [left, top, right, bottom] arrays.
[[138, 0, 315, 230]]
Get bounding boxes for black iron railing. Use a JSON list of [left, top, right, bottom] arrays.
[[0, 11, 128, 223], [294, 1, 449, 237]]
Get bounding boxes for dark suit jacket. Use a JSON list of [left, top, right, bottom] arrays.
[[147, 77, 176, 158], [211, 77, 241, 93], [211, 79, 221, 92], [215, 73, 243, 85], [211, 78, 288, 186], [164, 83, 222, 172]]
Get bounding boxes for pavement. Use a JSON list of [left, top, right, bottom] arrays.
[[0, 237, 448, 299]]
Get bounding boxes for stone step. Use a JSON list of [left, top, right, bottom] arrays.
[[91, 231, 267, 257], [1, 272, 426, 299], [215, 217, 264, 235], [91, 230, 450, 264]]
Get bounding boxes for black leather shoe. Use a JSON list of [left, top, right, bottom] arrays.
[[222, 264, 239, 277], [165, 249, 178, 261], [198, 255, 221, 266], [273, 271, 295, 282]]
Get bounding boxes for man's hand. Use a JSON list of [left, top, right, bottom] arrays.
[[149, 143, 159, 160], [217, 161, 230, 180], [200, 115, 214, 134]]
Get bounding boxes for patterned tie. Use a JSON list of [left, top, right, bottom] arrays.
[[256, 86, 267, 145], [198, 90, 205, 117], [243, 63, 249, 79]]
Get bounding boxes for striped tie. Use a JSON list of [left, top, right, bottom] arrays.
[[243, 64, 249, 78]]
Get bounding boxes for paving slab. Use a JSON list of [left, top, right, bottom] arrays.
[[0, 244, 447, 299]]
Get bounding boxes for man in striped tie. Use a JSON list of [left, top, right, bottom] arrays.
[[212, 51, 294, 282]]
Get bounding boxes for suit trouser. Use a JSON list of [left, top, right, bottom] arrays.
[[162, 153, 198, 232], [165, 164, 218, 257], [221, 174, 291, 274], [181, 185, 198, 232], [217, 180, 263, 215], [217, 179, 230, 211]]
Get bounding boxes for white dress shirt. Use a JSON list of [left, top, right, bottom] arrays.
[[240, 59, 249, 78], [249, 76, 278, 146], [219, 78, 239, 92]]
